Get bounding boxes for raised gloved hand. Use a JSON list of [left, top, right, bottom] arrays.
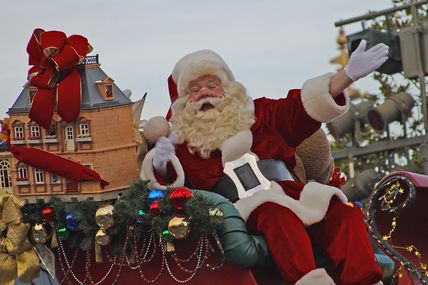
[[344, 40, 389, 81], [153, 132, 178, 171]]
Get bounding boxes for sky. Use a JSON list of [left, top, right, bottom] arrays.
[[0, 0, 395, 121]]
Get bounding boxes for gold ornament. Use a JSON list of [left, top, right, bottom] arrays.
[[95, 204, 115, 229], [95, 229, 110, 246], [168, 216, 190, 240], [209, 208, 224, 217], [31, 223, 48, 244], [0, 192, 40, 285]]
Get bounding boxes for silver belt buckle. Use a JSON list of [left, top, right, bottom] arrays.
[[223, 153, 272, 199]]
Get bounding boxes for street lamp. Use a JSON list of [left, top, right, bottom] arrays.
[[327, 100, 371, 140], [367, 92, 415, 132], [346, 28, 402, 74]]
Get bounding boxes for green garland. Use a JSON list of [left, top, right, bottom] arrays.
[[21, 180, 224, 254]]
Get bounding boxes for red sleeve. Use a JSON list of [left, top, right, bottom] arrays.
[[254, 90, 321, 147], [153, 162, 178, 186]]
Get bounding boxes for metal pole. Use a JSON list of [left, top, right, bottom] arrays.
[[335, 0, 428, 27]]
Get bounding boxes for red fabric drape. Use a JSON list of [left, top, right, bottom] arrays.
[[5, 124, 108, 187]]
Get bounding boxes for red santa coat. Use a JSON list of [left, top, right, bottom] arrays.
[[174, 89, 341, 195], [169, 78, 382, 284]]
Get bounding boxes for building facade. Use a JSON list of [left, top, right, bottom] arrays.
[[1, 55, 141, 201]]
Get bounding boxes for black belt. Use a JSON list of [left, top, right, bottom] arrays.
[[211, 159, 294, 202]]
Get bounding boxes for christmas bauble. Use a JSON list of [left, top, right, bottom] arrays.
[[66, 213, 80, 231], [57, 227, 69, 240], [95, 204, 115, 229], [32, 223, 48, 244], [169, 187, 193, 210], [147, 190, 164, 206], [41, 207, 54, 222], [162, 230, 174, 242], [136, 209, 146, 224], [95, 229, 111, 246], [149, 201, 161, 216], [168, 216, 190, 240]]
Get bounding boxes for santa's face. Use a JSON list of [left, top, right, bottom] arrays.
[[188, 75, 224, 112]]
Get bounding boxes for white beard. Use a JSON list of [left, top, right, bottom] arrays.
[[170, 81, 255, 159]]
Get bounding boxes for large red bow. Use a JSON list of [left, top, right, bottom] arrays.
[[26, 28, 92, 130]]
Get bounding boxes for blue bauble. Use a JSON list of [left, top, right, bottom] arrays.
[[147, 190, 164, 206], [354, 201, 363, 209], [66, 214, 80, 231]]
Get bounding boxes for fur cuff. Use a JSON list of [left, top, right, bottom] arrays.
[[140, 148, 185, 190], [301, 72, 350, 123], [296, 268, 335, 285], [220, 130, 254, 167]]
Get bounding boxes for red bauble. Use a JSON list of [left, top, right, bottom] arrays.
[[169, 187, 193, 211], [150, 201, 161, 216], [41, 207, 54, 222]]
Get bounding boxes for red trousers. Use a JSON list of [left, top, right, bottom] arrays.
[[247, 199, 383, 285]]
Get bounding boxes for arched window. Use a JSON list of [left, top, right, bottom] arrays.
[[29, 122, 41, 140], [12, 121, 24, 140], [78, 118, 91, 138], [16, 163, 29, 181], [34, 168, 45, 184], [0, 160, 11, 188]]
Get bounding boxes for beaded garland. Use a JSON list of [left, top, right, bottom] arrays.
[[20, 180, 224, 284], [57, 226, 224, 284]]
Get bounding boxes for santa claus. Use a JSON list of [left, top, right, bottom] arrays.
[[145, 41, 389, 285]]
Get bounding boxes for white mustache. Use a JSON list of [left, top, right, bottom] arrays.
[[186, 96, 225, 111]]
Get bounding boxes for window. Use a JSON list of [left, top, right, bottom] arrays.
[[17, 164, 28, 181], [46, 124, 57, 137], [30, 125, 41, 139], [105, 84, 113, 98], [80, 123, 90, 136], [65, 126, 74, 140], [0, 160, 11, 188], [13, 126, 24, 139], [34, 169, 45, 184], [51, 174, 61, 184]]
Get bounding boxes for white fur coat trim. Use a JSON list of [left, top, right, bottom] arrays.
[[233, 181, 348, 225], [301, 72, 350, 123], [295, 268, 335, 285], [140, 148, 185, 190]]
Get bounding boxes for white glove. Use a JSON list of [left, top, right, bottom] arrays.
[[152, 132, 178, 171], [344, 40, 389, 81]]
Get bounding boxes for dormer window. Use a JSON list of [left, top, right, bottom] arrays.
[[105, 84, 113, 98], [96, 77, 115, 100]]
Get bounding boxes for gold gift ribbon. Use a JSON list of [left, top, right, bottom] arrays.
[[0, 192, 40, 285]]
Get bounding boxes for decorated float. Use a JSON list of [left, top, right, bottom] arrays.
[[0, 29, 426, 285]]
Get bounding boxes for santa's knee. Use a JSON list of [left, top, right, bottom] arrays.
[[250, 202, 303, 229]]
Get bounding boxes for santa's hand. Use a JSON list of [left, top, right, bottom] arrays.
[[153, 133, 177, 171], [344, 40, 389, 81]]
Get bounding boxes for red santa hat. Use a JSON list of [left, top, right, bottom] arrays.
[[167, 50, 235, 119]]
